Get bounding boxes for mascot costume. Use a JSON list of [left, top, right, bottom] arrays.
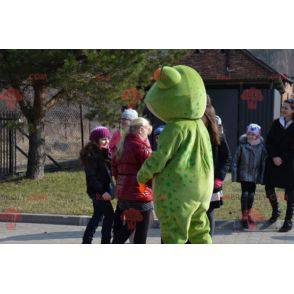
[[137, 65, 214, 244]]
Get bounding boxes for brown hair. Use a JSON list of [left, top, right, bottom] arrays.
[[202, 95, 221, 145], [79, 141, 99, 166]]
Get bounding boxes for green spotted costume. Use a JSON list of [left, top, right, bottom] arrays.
[[137, 65, 214, 244]]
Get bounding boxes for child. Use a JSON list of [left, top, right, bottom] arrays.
[[80, 126, 115, 244], [232, 123, 267, 229]]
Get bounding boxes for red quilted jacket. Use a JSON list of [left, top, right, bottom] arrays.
[[112, 133, 153, 202]]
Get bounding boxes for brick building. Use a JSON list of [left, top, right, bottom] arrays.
[[179, 49, 293, 153]]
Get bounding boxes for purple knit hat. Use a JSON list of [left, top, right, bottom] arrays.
[[89, 126, 111, 143]]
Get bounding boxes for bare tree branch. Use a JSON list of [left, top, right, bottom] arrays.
[[45, 88, 66, 110]]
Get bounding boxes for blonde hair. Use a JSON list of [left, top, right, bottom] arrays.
[[116, 117, 150, 158], [129, 117, 150, 134]]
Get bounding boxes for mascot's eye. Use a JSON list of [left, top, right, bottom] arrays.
[[154, 66, 181, 89]]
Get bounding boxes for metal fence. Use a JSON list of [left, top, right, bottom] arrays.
[[15, 102, 99, 173], [0, 101, 101, 177], [0, 111, 18, 179]]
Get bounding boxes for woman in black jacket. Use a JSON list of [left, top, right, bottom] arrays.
[[265, 99, 294, 232], [202, 98, 231, 236], [80, 126, 114, 243]]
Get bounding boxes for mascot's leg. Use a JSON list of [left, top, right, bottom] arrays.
[[156, 198, 195, 244], [188, 203, 212, 244]]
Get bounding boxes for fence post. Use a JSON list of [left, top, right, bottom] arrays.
[[79, 103, 84, 148]]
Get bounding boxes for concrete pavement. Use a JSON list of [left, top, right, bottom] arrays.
[[1, 221, 294, 244]]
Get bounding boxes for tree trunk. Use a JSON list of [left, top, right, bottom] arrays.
[[26, 120, 46, 179], [25, 86, 46, 179]]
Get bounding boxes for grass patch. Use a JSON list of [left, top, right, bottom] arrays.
[[0, 170, 93, 215], [216, 182, 287, 221], [0, 170, 287, 220]]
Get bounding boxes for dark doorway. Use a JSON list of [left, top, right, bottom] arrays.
[[207, 88, 239, 155]]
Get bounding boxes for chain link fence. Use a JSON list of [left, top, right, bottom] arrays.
[[0, 101, 101, 175]]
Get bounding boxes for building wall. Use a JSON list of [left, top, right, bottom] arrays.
[[180, 50, 271, 80], [281, 82, 294, 102], [274, 89, 281, 119], [207, 86, 274, 155], [180, 50, 280, 154]]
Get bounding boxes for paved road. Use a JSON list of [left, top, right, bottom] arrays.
[[1, 221, 294, 244]]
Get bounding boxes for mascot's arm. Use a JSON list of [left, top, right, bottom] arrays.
[[137, 124, 183, 184]]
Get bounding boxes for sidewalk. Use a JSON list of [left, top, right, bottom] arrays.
[[1, 221, 294, 244]]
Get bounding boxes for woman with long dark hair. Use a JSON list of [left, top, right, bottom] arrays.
[[80, 126, 114, 244], [202, 96, 231, 235], [265, 98, 294, 232]]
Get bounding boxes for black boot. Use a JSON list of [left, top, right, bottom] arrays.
[[279, 191, 294, 232], [267, 193, 281, 223], [279, 221, 292, 232]]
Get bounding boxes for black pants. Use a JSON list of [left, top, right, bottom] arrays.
[[113, 205, 123, 237], [240, 181, 256, 212], [266, 185, 294, 223], [207, 207, 215, 236], [82, 199, 114, 244], [112, 209, 152, 244]]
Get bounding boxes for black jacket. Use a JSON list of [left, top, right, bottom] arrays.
[[209, 133, 231, 210], [265, 118, 294, 190], [212, 134, 231, 192], [83, 147, 112, 199]]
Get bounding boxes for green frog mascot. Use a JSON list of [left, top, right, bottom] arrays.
[[137, 65, 214, 244]]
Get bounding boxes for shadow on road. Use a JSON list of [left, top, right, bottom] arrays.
[[0, 230, 85, 242]]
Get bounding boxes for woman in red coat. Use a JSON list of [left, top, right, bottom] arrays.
[[112, 117, 153, 243]]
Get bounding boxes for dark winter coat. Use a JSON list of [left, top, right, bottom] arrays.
[[232, 135, 267, 184], [112, 133, 153, 202], [83, 146, 112, 199], [210, 134, 231, 209], [264, 118, 294, 189], [212, 134, 231, 192]]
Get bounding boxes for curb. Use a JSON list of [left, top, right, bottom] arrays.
[[0, 212, 286, 230], [0, 212, 161, 228]]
